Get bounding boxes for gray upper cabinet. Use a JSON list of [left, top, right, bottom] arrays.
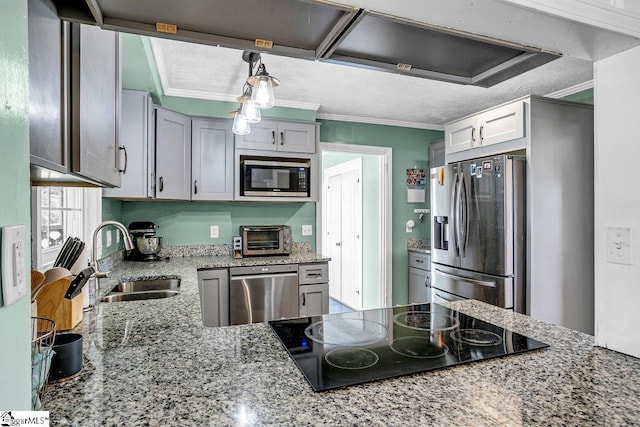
[[234, 120, 278, 151], [429, 140, 445, 168], [235, 120, 317, 153], [191, 118, 234, 201], [28, 0, 67, 173], [103, 90, 154, 199], [155, 107, 192, 200], [279, 121, 317, 153], [70, 23, 121, 187]]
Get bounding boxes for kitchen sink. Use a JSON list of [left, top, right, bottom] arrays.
[[100, 278, 181, 303]]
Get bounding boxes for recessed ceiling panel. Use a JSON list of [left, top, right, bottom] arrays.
[[332, 13, 532, 78], [96, 0, 350, 50]]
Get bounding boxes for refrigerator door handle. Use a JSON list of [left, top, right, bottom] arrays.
[[434, 268, 497, 288], [459, 172, 469, 258], [450, 172, 460, 257]]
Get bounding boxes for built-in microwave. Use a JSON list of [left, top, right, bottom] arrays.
[[240, 157, 310, 197], [240, 225, 292, 256]]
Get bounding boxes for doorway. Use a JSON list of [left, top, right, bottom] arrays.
[[318, 143, 392, 309]]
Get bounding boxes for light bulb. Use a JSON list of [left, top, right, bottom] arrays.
[[232, 111, 250, 135], [251, 77, 275, 109], [241, 98, 261, 123]]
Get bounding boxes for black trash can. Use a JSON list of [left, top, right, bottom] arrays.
[[49, 333, 83, 381]]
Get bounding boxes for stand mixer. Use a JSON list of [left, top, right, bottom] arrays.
[[124, 221, 163, 261]]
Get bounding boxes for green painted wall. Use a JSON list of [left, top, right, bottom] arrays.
[[319, 120, 443, 305], [561, 88, 594, 104], [322, 151, 380, 309], [121, 201, 315, 247], [0, 0, 32, 409], [100, 197, 124, 257]]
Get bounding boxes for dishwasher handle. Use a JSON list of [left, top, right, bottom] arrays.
[[231, 272, 298, 281]]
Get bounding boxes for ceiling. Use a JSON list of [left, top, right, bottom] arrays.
[[57, 0, 640, 128]]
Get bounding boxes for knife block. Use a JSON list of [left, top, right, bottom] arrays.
[[35, 277, 83, 331]]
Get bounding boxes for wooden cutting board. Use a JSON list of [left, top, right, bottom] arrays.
[[35, 277, 83, 331]]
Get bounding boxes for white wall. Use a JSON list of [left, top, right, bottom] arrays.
[[594, 45, 640, 358]]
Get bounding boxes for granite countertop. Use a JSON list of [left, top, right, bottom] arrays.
[[408, 246, 431, 254], [44, 256, 640, 426]]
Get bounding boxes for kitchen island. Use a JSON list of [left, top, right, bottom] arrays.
[[45, 256, 640, 426]]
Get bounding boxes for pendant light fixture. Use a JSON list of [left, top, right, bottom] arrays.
[[238, 86, 261, 123], [247, 63, 280, 109], [231, 51, 280, 135], [231, 108, 250, 135]]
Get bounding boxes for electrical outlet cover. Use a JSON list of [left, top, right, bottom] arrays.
[[302, 225, 313, 236], [2, 225, 27, 306], [606, 227, 632, 265]]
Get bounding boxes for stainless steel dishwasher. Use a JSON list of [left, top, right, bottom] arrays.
[[229, 264, 299, 325]]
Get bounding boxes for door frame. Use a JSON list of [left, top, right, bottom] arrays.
[[317, 142, 393, 308]]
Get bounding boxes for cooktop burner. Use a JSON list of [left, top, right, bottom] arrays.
[[269, 303, 549, 391]]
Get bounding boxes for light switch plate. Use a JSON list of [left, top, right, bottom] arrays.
[[1, 225, 27, 306], [606, 226, 632, 265], [302, 225, 313, 236], [210, 225, 219, 239]]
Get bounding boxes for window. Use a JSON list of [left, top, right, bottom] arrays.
[[31, 187, 102, 270]]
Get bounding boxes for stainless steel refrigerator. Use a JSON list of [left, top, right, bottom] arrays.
[[430, 154, 526, 313]]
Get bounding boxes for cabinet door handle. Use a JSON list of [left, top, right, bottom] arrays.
[[194, 180, 198, 194], [280, 131, 284, 146], [159, 177, 164, 192], [471, 127, 476, 142], [415, 259, 424, 263], [118, 146, 128, 174], [425, 275, 430, 288], [479, 125, 484, 140], [271, 131, 276, 145], [302, 293, 306, 306]]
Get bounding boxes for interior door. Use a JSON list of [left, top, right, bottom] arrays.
[[324, 158, 363, 310], [327, 173, 342, 301]]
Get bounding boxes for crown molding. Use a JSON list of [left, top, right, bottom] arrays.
[[162, 88, 320, 110], [545, 80, 594, 99], [501, 0, 640, 38], [316, 113, 444, 131]]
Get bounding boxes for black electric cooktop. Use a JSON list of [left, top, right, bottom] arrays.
[[269, 303, 549, 391]]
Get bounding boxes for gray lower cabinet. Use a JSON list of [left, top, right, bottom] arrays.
[[408, 251, 431, 303], [197, 269, 229, 328], [191, 118, 234, 200], [299, 284, 329, 316], [155, 107, 192, 200], [299, 263, 329, 316], [103, 90, 154, 198]]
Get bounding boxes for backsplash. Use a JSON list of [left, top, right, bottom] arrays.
[[407, 237, 430, 250], [99, 242, 313, 266]]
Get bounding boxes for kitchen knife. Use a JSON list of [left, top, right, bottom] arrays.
[[65, 239, 85, 271], [58, 237, 79, 270], [53, 237, 74, 268], [64, 266, 95, 299]]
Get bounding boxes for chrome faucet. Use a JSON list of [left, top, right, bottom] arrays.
[[91, 220, 135, 278]]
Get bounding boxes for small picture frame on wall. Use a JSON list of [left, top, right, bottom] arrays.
[[406, 168, 426, 203]]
